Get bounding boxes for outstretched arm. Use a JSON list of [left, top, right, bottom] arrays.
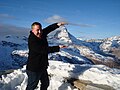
[[29, 39, 67, 54], [43, 22, 67, 36], [48, 45, 68, 53]]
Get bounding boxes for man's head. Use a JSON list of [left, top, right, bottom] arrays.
[[31, 22, 42, 37], [31, 22, 42, 31]]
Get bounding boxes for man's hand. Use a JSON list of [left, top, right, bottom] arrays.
[[59, 45, 68, 48], [57, 22, 68, 26]]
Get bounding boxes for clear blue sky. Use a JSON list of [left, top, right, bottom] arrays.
[[0, 0, 120, 39]]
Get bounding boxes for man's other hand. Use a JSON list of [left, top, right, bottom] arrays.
[[59, 45, 68, 48]]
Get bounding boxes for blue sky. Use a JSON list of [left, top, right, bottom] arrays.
[[0, 0, 120, 39]]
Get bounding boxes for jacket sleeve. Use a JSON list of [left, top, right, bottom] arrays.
[[48, 46, 60, 53], [29, 39, 60, 54], [43, 23, 59, 36]]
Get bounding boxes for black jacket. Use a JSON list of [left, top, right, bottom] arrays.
[[26, 23, 60, 72]]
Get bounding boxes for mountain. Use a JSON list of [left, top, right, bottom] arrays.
[[0, 26, 120, 90], [100, 36, 120, 59], [47, 26, 120, 68], [0, 35, 28, 71]]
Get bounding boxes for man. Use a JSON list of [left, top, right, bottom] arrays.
[[26, 22, 67, 90]]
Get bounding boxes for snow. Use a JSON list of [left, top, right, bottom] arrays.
[[12, 50, 28, 57], [0, 61, 120, 90], [48, 61, 120, 90]]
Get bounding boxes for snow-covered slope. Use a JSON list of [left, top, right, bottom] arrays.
[[0, 26, 120, 90], [0, 61, 120, 90]]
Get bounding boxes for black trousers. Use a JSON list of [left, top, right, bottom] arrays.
[[26, 70, 49, 90]]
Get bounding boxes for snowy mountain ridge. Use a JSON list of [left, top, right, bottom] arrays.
[[0, 26, 120, 70]]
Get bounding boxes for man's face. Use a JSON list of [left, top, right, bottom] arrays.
[[32, 25, 42, 35]]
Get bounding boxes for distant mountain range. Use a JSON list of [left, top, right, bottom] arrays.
[[0, 26, 120, 71]]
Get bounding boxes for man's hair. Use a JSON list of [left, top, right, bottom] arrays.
[[31, 22, 42, 29]]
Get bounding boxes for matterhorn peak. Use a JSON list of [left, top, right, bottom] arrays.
[[47, 26, 73, 45]]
